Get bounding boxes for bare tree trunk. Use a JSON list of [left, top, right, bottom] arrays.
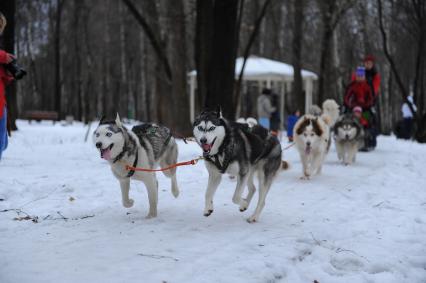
[[196, 0, 240, 118], [235, 0, 272, 118], [164, 0, 190, 134], [292, 0, 304, 112], [54, 0, 64, 120]]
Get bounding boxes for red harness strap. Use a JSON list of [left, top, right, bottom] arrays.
[[125, 156, 203, 172]]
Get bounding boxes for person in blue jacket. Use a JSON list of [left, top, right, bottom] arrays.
[[287, 109, 300, 142]]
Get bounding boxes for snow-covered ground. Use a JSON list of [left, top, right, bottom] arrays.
[[1, 120, 426, 283]]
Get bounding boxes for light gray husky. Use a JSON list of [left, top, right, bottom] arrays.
[[93, 114, 179, 218], [193, 107, 282, 223]]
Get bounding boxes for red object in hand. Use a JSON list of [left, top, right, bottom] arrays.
[[0, 50, 14, 118]]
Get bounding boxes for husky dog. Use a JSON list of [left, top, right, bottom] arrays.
[[193, 107, 282, 223], [334, 113, 365, 165], [293, 99, 339, 179], [93, 114, 179, 218]]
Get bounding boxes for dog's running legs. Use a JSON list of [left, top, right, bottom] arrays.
[[143, 175, 158, 218], [161, 163, 180, 198], [300, 153, 311, 179], [336, 141, 344, 161], [204, 170, 222, 217], [314, 152, 324, 175], [346, 144, 357, 165], [247, 173, 272, 223], [239, 171, 255, 212], [232, 173, 248, 206], [119, 179, 134, 208]]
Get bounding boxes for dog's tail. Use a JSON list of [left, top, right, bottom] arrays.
[[281, 160, 290, 170], [321, 99, 340, 127]]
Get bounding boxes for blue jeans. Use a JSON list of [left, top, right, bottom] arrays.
[[0, 108, 8, 161], [258, 117, 270, 130]]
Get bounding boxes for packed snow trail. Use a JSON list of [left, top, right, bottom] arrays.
[[1, 121, 425, 283]]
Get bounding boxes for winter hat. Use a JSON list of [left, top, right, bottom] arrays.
[[356, 66, 366, 77], [364, 54, 375, 62], [353, 106, 362, 113]]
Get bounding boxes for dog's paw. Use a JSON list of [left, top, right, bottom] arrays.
[[300, 175, 310, 180], [247, 215, 257, 223], [145, 212, 157, 219], [239, 199, 249, 212], [122, 199, 134, 208], [172, 188, 180, 198], [203, 209, 213, 217], [232, 196, 242, 205]]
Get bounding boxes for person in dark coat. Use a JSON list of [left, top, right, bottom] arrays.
[[270, 93, 281, 136]]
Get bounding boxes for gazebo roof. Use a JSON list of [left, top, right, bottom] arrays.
[[188, 55, 317, 80]]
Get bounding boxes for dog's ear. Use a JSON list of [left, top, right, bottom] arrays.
[[99, 115, 106, 125], [115, 113, 123, 128], [216, 105, 223, 119]]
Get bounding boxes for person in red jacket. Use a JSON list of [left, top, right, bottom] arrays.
[[0, 13, 15, 161], [344, 67, 374, 110], [351, 55, 381, 98]]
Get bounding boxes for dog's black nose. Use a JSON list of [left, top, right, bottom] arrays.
[[96, 142, 102, 149], [345, 134, 349, 139], [200, 137, 207, 144], [306, 141, 311, 146]]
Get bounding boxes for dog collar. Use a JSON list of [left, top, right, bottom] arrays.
[[126, 150, 138, 178]]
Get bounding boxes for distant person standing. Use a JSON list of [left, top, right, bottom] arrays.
[[401, 95, 417, 139], [257, 88, 276, 130], [270, 93, 281, 136], [0, 13, 15, 161]]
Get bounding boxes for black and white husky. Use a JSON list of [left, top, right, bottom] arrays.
[[93, 114, 179, 218], [193, 108, 282, 223], [333, 113, 365, 165]]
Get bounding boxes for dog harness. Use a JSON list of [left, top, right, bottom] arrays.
[[126, 150, 138, 178], [205, 142, 234, 174]]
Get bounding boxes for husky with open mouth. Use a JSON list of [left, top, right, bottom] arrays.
[[193, 107, 282, 223], [93, 114, 179, 218], [293, 99, 339, 179]]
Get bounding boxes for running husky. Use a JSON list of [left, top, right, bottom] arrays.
[[293, 99, 339, 179], [93, 114, 179, 218], [193, 107, 282, 223], [333, 113, 365, 165]]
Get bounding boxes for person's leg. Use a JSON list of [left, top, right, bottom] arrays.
[[0, 108, 8, 161], [402, 118, 410, 139]]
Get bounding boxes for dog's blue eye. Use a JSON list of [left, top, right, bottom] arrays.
[[96, 133, 100, 137], [198, 126, 204, 131], [208, 126, 215, 131], [106, 132, 112, 137]]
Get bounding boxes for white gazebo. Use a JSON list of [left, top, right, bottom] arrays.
[[188, 55, 318, 123]]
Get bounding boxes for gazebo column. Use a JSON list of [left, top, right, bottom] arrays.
[[304, 78, 313, 114], [190, 75, 196, 123], [280, 80, 285, 131]]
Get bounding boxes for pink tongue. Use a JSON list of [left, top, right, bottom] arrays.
[[305, 147, 311, 155], [102, 149, 112, 160], [202, 144, 212, 151]]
